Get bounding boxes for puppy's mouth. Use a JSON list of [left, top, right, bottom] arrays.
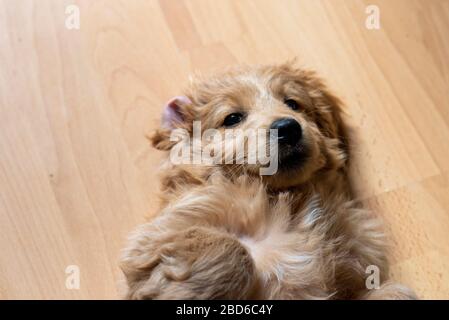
[[277, 144, 309, 171]]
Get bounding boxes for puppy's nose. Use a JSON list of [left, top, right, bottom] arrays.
[[270, 118, 302, 146]]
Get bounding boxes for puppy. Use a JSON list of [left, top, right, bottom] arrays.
[[120, 63, 416, 299]]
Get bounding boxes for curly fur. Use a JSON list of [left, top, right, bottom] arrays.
[[120, 63, 417, 300]]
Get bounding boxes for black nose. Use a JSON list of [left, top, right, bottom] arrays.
[[270, 118, 302, 146]]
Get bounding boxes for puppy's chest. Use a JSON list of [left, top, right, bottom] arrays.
[[227, 192, 330, 246], [233, 190, 315, 223], [235, 197, 335, 290]]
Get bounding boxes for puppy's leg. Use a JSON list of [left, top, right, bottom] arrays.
[[121, 225, 256, 299], [335, 207, 417, 299], [359, 282, 417, 300]]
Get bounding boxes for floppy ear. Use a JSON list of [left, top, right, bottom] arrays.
[[150, 96, 194, 151], [313, 89, 346, 136], [288, 65, 350, 166], [278, 63, 346, 140], [315, 89, 350, 155]]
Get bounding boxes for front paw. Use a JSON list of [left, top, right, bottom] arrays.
[[120, 226, 256, 299]]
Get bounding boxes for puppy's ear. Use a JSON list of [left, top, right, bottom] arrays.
[[287, 64, 350, 164], [314, 87, 351, 166], [150, 96, 194, 151], [315, 90, 347, 140]]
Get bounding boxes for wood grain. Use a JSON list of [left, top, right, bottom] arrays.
[[0, 0, 448, 299]]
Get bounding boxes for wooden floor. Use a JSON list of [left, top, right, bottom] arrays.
[[0, 0, 448, 299]]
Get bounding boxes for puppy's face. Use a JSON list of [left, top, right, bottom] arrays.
[[152, 64, 348, 189]]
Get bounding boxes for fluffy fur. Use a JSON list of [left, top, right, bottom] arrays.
[[120, 63, 417, 299]]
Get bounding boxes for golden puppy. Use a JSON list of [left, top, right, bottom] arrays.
[[120, 63, 416, 300]]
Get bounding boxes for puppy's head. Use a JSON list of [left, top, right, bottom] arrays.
[[151, 63, 349, 189]]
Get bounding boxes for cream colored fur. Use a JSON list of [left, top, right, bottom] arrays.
[[120, 63, 417, 300]]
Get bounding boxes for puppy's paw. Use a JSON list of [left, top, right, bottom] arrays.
[[120, 226, 256, 299]]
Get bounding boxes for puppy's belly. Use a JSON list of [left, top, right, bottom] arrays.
[[240, 233, 317, 282], [237, 212, 332, 299], [190, 177, 335, 298]]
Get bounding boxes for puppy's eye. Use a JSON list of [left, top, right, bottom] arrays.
[[284, 98, 300, 111], [223, 112, 244, 127]]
